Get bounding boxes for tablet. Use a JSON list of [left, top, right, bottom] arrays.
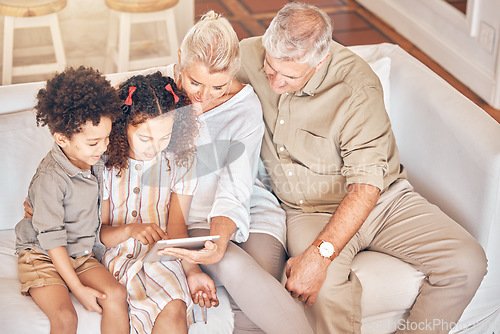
[[143, 235, 220, 262]]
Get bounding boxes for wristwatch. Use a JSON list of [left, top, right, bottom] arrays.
[[312, 239, 336, 261]]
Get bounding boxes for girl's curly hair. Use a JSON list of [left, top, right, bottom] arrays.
[[106, 72, 198, 174], [35, 66, 121, 138]]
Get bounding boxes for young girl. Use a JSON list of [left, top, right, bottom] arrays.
[[99, 72, 218, 334], [15, 66, 129, 334]]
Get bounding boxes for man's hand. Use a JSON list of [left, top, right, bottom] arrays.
[[285, 245, 331, 306]]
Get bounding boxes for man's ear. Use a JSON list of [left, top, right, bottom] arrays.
[[314, 52, 330, 73], [53, 132, 69, 147]]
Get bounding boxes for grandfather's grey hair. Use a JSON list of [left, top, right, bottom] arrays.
[[262, 2, 333, 67]]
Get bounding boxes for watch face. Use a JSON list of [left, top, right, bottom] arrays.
[[319, 241, 334, 257]]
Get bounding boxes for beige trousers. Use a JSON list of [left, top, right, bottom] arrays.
[[286, 179, 487, 334], [189, 229, 313, 334]]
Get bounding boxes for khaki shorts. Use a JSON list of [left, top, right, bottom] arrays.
[[17, 248, 102, 295]]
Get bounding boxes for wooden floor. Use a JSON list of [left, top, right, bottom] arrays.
[[194, 0, 500, 123]]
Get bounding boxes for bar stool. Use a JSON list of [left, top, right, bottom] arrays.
[[105, 0, 180, 73], [0, 0, 67, 85]]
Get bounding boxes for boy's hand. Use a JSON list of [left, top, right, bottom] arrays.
[[72, 285, 107, 314], [126, 222, 168, 245], [186, 271, 219, 308]]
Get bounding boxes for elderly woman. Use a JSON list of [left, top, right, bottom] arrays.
[[157, 11, 313, 334]]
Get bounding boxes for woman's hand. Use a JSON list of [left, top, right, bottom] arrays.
[[185, 269, 219, 308], [159, 240, 225, 264], [126, 223, 168, 245]]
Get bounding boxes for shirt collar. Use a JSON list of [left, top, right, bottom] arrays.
[[297, 56, 331, 97], [50, 142, 92, 178]]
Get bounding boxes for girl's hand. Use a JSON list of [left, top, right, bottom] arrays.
[[23, 198, 33, 218], [159, 240, 225, 265], [126, 223, 168, 245], [72, 285, 107, 314], [186, 271, 219, 308]]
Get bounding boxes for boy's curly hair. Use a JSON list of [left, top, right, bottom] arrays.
[[106, 72, 198, 174], [35, 66, 121, 138]]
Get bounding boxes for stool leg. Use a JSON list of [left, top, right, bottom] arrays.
[[117, 12, 131, 73], [2, 16, 14, 85], [105, 10, 119, 73], [164, 9, 179, 60], [48, 13, 66, 72]]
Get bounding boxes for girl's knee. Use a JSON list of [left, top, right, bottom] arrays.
[[101, 282, 128, 308], [160, 299, 187, 321]]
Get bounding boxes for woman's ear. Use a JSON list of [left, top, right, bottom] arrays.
[[53, 132, 69, 147], [177, 49, 182, 64]]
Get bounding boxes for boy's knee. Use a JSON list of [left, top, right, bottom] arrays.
[[51, 307, 78, 332]]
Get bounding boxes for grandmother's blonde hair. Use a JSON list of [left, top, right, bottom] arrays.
[[179, 11, 240, 76]]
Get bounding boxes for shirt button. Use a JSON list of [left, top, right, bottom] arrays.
[[135, 164, 141, 171], [279, 120, 284, 125], [299, 200, 304, 205], [133, 187, 140, 194], [279, 146, 285, 152], [288, 171, 293, 176], [126, 254, 133, 259], [84, 250, 89, 254], [131, 210, 138, 217], [114, 271, 119, 277]]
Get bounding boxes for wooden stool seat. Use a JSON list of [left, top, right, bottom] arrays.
[[105, 0, 178, 14], [0, 0, 66, 18], [0, 0, 66, 84]]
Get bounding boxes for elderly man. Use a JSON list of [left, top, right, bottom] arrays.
[[237, 2, 487, 333]]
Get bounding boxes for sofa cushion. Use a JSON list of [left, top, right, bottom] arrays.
[[0, 109, 53, 231]]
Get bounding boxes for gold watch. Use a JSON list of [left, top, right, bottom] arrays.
[[312, 239, 336, 261]]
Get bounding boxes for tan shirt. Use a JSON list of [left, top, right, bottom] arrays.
[[238, 37, 405, 214]]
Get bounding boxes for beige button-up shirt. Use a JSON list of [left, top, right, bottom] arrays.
[[238, 37, 405, 214]]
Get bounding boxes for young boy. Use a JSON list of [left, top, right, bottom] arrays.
[[15, 66, 130, 334]]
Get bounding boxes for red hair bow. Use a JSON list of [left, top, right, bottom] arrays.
[[165, 84, 179, 103], [125, 86, 137, 106]]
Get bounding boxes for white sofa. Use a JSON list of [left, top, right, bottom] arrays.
[[1, 43, 499, 333]]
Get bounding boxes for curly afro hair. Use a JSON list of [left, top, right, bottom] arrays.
[[106, 72, 198, 174], [35, 66, 122, 138]]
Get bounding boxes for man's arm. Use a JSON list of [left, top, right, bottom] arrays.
[[285, 183, 380, 306]]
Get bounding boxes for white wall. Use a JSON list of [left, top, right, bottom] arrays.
[[355, 0, 500, 109]]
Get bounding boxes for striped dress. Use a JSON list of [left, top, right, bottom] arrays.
[[102, 152, 199, 333]]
